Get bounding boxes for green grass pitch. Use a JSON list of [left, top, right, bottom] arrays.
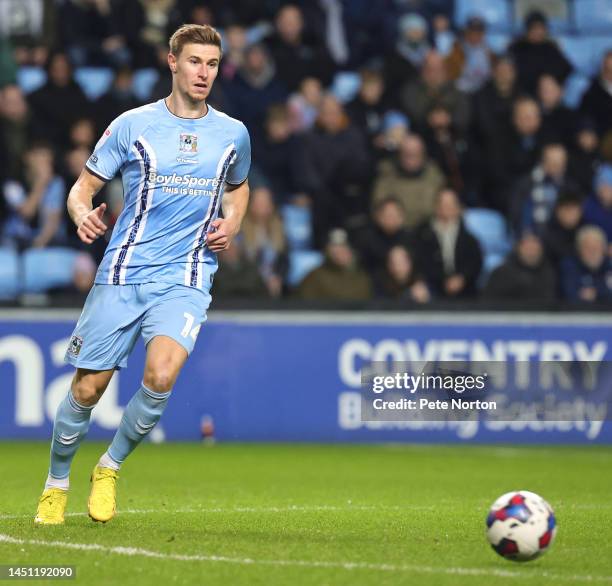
[[1, 442, 611, 585]]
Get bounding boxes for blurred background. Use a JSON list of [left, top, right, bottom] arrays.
[[0, 0, 611, 444]]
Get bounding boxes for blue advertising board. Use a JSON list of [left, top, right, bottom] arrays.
[[0, 311, 611, 443]]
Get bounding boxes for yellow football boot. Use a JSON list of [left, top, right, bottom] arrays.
[[34, 488, 68, 525], [88, 466, 119, 523]]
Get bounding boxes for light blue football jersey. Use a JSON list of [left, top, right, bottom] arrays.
[[85, 99, 251, 290]]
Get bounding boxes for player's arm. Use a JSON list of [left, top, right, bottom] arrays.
[[207, 180, 250, 252], [67, 169, 109, 245]]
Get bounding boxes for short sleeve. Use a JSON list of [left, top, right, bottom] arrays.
[[85, 114, 131, 181], [225, 123, 251, 185]]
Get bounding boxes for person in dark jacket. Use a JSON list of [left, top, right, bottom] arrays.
[[561, 225, 612, 302], [568, 117, 601, 195], [580, 50, 612, 137], [537, 73, 576, 147], [583, 164, 612, 243], [508, 11, 572, 96], [413, 188, 483, 298], [374, 245, 430, 303], [352, 196, 412, 272], [541, 191, 584, 267], [484, 233, 557, 301], [213, 239, 269, 299]]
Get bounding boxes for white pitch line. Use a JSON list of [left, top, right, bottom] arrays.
[[0, 504, 438, 521], [0, 533, 611, 583]]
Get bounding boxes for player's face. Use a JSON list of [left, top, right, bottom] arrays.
[[171, 43, 220, 103]]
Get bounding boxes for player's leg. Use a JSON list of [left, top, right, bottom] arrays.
[[35, 368, 114, 525], [88, 283, 209, 522]]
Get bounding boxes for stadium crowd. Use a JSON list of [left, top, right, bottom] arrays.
[[0, 0, 611, 305]]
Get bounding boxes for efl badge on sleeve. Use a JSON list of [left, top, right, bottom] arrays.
[[179, 133, 198, 153], [68, 335, 83, 356]]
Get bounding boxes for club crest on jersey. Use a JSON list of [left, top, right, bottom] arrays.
[[68, 335, 83, 356], [179, 133, 198, 153]]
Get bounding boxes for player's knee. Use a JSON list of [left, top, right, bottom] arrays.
[[143, 367, 175, 393], [71, 377, 105, 406]]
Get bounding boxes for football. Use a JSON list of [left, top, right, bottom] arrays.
[[486, 490, 557, 561]]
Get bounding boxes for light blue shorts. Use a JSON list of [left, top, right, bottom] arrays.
[[65, 282, 211, 371]]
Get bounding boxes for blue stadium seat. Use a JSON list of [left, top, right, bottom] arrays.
[[558, 36, 597, 76], [329, 72, 361, 103], [23, 248, 79, 294], [563, 73, 591, 109], [463, 208, 512, 257], [590, 36, 612, 72], [287, 250, 324, 287], [16, 67, 46, 94], [514, 0, 570, 34], [0, 248, 20, 300], [74, 67, 114, 101], [132, 69, 160, 102], [575, 0, 612, 33], [454, 0, 512, 32], [486, 33, 510, 53], [281, 204, 313, 250]]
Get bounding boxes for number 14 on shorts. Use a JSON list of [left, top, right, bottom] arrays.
[[181, 312, 201, 341]]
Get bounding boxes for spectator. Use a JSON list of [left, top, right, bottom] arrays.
[[580, 51, 612, 137], [287, 76, 322, 133], [223, 43, 288, 139], [512, 143, 577, 235], [445, 16, 493, 94], [352, 196, 412, 272], [487, 96, 544, 211], [0, 0, 55, 66], [374, 245, 430, 303], [421, 102, 477, 199], [241, 186, 288, 298], [58, 0, 130, 67], [94, 66, 141, 134], [372, 134, 445, 229], [219, 24, 247, 82], [384, 13, 430, 99], [28, 51, 90, 148], [298, 228, 372, 301], [583, 165, 612, 243], [68, 117, 97, 151], [266, 4, 334, 93], [252, 104, 301, 203], [346, 68, 390, 148], [399, 51, 471, 134], [0, 85, 31, 180], [296, 94, 371, 246], [213, 239, 269, 299], [541, 191, 584, 267], [508, 10, 572, 96], [568, 118, 601, 195], [561, 226, 612, 302], [413, 188, 483, 298], [1, 141, 66, 250], [537, 74, 575, 146], [484, 233, 557, 301], [0, 37, 17, 86], [472, 55, 520, 148]]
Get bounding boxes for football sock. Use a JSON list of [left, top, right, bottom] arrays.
[[107, 383, 171, 465], [45, 474, 69, 491], [48, 390, 94, 481], [98, 450, 121, 471]]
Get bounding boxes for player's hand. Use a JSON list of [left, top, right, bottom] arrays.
[[206, 217, 239, 252], [77, 203, 108, 244]]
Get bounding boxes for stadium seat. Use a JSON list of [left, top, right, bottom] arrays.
[[281, 204, 313, 250], [514, 0, 570, 34], [563, 73, 591, 109], [329, 72, 361, 104], [16, 67, 46, 94], [454, 0, 512, 32], [486, 33, 510, 53], [74, 67, 115, 101], [463, 208, 512, 257], [590, 36, 612, 72], [22, 248, 80, 294], [0, 248, 20, 300], [132, 69, 160, 102], [575, 0, 612, 33], [287, 250, 324, 287], [558, 36, 597, 76]]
